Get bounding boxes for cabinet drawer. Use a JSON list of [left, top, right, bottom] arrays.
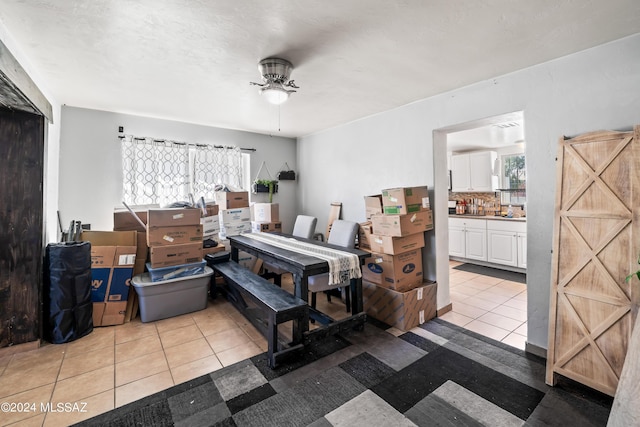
[[486, 219, 526, 233]]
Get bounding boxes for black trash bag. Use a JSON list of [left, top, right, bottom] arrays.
[[43, 241, 93, 344]]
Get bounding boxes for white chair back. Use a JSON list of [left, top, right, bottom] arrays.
[[326, 220, 358, 249], [292, 215, 317, 239]]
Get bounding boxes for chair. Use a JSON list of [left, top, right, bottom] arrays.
[[308, 219, 359, 312], [261, 215, 318, 285]]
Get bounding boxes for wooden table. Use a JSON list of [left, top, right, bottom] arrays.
[[227, 234, 369, 342]]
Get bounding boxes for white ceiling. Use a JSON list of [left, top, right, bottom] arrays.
[[1, 1, 639, 138]]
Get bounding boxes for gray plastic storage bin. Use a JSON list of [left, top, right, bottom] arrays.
[[132, 266, 213, 322]]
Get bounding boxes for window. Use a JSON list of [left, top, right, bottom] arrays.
[[500, 153, 526, 205], [121, 136, 244, 206]]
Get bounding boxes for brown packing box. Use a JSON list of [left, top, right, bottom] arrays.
[[205, 203, 219, 217], [253, 203, 280, 222], [364, 195, 383, 219], [147, 225, 203, 246], [362, 248, 423, 292], [92, 301, 129, 327], [215, 191, 249, 210], [80, 231, 137, 327], [368, 232, 425, 255], [251, 221, 282, 233], [363, 280, 437, 331], [114, 209, 148, 232], [134, 231, 148, 276], [370, 210, 433, 237], [358, 222, 373, 250], [381, 186, 430, 215], [149, 242, 203, 268], [147, 208, 201, 227]]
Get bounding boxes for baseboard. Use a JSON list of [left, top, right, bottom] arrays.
[[437, 303, 453, 317], [0, 340, 40, 358], [525, 341, 547, 358]]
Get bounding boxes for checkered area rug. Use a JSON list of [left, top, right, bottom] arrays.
[[75, 319, 612, 427]]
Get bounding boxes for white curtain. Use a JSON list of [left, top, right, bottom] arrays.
[[121, 136, 243, 206]]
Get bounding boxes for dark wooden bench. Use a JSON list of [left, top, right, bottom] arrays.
[[212, 260, 309, 368]]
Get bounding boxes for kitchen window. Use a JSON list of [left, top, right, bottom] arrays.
[[500, 153, 526, 205]]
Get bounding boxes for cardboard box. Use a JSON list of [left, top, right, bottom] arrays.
[[134, 231, 148, 276], [215, 191, 249, 209], [381, 186, 430, 214], [147, 208, 201, 227], [92, 301, 129, 327], [114, 209, 148, 232], [362, 248, 423, 291], [149, 242, 203, 268], [358, 222, 373, 250], [219, 207, 251, 226], [201, 215, 220, 236], [363, 280, 437, 331], [253, 203, 280, 222], [364, 195, 383, 219], [147, 225, 203, 246], [251, 221, 282, 233], [368, 232, 425, 255], [205, 203, 219, 217], [80, 231, 137, 326], [370, 210, 433, 237], [219, 223, 252, 239]]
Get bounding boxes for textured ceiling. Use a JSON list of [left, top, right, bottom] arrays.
[[1, 1, 639, 138]]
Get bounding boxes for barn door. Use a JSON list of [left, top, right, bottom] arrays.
[[0, 108, 44, 348], [546, 126, 640, 396]]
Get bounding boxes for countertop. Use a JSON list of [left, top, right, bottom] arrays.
[[448, 214, 526, 222]]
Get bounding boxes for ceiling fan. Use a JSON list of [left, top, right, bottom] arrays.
[[250, 58, 299, 105]]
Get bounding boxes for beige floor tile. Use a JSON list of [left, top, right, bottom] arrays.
[[0, 358, 61, 399], [159, 324, 204, 349], [513, 291, 528, 301], [114, 321, 158, 344], [502, 297, 528, 311], [115, 334, 163, 363], [464, 320, 510, 341], [0, 383, 54, 425], [58, 345, 114, 380], [451, 301, 488, 319], [206, 327, 252, 353], [461, 296, 501, 311], [196, 316, 239, 337], [154, 313, 196, 333], [51, 365, 114, 404], [450, 290, 471, 302], [255, 338, 269, 352], [483, 286, 523, 298], [11, 413, 46, 427], [449, 271, 479, 281], [115, 371, 174, 408], [171, 354, 223, 385], [239, 322, 265, 342], [473, 291, 512, 304], [216, 341, 263, 367], [463, 280, 497, 291], [451, 283, 482, 297], [501, 332, 527, 350], [43, 389, 114, 427], [385, 327, 405, 337], [476, 312, 523, 332], [0, 355, 10, 376], [490, 304, 528, 322], [514, 322, 527, 336], [5, 343, 66, 373], [115, 350, 169, 387], [438, 311, 474, 327], [495, 280, 527, 291], [164, 338, 214, 369], [64, 327, 114, 357], [472, 275, 504, 285]]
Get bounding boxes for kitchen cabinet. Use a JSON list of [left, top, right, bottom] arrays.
[[449, 217, 487, 261], [450, 150, 497, 192], [486, 220, 526, 267], [517, 232, 527, 268]]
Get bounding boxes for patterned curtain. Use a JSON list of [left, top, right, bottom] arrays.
[[121, 136, 242, 206]]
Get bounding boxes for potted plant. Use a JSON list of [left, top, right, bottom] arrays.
[[252, 179, 278, 202], [625, 255, 640, 283]]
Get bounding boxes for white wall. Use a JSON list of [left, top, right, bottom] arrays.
[[298, 33, 640, 352], [0, 24, 61, 244], [58, 107, 297, 234]]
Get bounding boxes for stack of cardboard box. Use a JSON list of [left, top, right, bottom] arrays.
[[215, 191, 257, 269], [361, 186, 437, 331], [201, 203, 226, 256], [147, 208, 203, 268], [251, 203, 282, 233]]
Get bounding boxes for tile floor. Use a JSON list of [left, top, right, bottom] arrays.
[[440, 260, 528, 349], [0, 264, 526, 426]]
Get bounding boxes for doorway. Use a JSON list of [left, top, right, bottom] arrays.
[[433, 111, 528, 349]]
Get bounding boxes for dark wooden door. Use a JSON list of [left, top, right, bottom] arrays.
[[0, 108, 44, 348]]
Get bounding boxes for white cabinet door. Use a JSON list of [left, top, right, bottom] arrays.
[[517, 232, 527, 268], [469, 151, 496, 192], [450, 154, 471, 192], [449, 226, 466, 257], [465, 227, 487, 261], [487, 229, 518, 266]]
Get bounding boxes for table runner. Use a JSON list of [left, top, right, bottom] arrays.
[[243, 233, 362, 285]]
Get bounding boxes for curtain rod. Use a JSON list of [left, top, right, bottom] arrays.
[[117, 134, 256, 152]]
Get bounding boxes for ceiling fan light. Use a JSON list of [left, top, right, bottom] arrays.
[[261, 85, 289, 105]]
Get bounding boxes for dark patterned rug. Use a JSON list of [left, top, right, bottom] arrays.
[[453, 262, 526, 284], [74, 318, 612, 426]]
